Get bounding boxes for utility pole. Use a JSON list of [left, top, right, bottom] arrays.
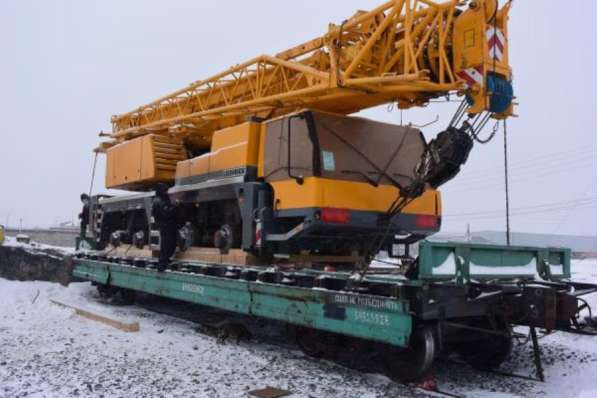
[[503, 120, 511, 246]]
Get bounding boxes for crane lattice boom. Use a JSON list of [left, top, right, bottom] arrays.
[[104, 0, 512, 151]]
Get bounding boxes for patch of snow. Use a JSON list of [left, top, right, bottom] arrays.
[[432, 253, 457, 275], [349, 273, 364, 281], [0, 279, 412, 398], [2, 235, 75, 255], [549, 264, 565, 276], [579, 390, 597, 398], [1, 259, 597, 397], [432, 255, 542, 278], [469, 258, 537, 276]]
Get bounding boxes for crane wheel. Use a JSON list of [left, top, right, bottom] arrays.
[[214, 224, 235, 253]]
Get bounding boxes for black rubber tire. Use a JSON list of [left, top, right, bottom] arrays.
[[119, 289, 137, 305], [458, 322, 513, 371], [383, 325, 436, 382], [97, 285, 114, 299], [295, 327, 329, 358]]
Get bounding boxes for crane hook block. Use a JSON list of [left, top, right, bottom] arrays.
[[418, 128, 474, 189]]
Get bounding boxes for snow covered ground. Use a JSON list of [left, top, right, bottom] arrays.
[[1, 235, 75, 256], [1, 261, 597, 397]]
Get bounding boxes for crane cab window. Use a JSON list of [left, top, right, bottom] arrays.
[[263, 110, 426, 190]]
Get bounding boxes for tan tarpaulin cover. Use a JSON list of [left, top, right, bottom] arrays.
[[263, 110, 426, 188]]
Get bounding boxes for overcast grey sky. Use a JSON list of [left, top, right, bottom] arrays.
[[1, 1, 596, 237]]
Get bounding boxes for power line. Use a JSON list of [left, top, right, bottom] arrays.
[[453, 155, 597, 186], [551, 174, 597, 233], [445, 203, 597, 219], [443, 207, 597, 221], [444, 197, 597, 217], [444, 198, 597, 219], [503, 120, 511, 245], [447, 160, 597, 192], [455, 143, 597, 179], [464, 146, 597, 176], [448, 154, 597, 191]]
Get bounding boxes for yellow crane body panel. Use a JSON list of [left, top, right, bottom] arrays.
[[106, 135, 187, 190], [176, 122, 261, 185], [453, 1, 512, 114], [253, 110, 440, 219], [210, 122, 261, 172], [269, 178, 440, 216]]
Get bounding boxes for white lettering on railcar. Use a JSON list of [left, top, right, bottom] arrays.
[[332, 294, 400, 311], [181, 283, 205, 295], [354, 310, 391, 326]]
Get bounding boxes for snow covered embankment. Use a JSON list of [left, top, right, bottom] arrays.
[[0, 237, 76, 285]]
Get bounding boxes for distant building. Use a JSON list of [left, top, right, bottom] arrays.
[[50, 221, 79, 233], [575, 252, 597, 260], [430, 232, 494, 245]]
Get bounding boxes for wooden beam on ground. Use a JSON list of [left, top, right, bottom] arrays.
[[50, 299, 140, 333], [249, 387, 292, 398]]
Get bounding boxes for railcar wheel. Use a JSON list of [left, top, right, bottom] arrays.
[[119, 289, 137, 305], [294, 326, 341, 358], [457, 322, 513, 370], [383, 325, 436, 382], [97, 284, 115, 299]]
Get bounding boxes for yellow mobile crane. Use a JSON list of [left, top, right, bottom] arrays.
[[74, 2, 597, 382], [91, 0, 514, 266]]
